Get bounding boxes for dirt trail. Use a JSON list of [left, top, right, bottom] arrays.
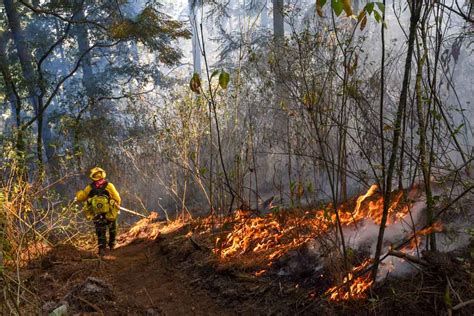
[[101, 239, 231, 315], [26, 235, 234, 315]]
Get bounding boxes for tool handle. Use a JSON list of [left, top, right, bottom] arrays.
[[119, 206, 147, 218]]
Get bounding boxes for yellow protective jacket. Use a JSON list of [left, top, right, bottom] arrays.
[[76, 182, 121, 221], [76, 182, 121, 204]]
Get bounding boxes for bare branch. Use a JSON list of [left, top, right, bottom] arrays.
[[18, 0, 108, 31], [21, 41, 121, 129]]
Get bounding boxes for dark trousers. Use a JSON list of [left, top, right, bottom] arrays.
[[93, 215, 117, 250]]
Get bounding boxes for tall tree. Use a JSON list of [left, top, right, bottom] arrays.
[[260, 0, 269, 28], [272, 0, 284, 105], [0, 31, 19, 130], [272, 0, 284, 41], [189, 0, 202, 75], [3, 0, 44, 166], [75, 2, 95, 107]]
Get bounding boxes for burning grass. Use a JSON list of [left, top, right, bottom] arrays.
[[191, 184, 446, 303], [325, 259, 374, 301], [104, 183, 470, 313], [117, 211, 187, 246], [213, 209, 329, 263]]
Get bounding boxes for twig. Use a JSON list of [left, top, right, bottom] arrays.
[[18, 0, 108, 30], [446, 276, 462, 305], [189, 278, 202, 285], [435, 185, 474, 219], [76, 296, 104, 315], [3, 273, 42, 302], [3, 280, 38, 311], [143, 287, 155, 308], [452, 299, 474, 311]]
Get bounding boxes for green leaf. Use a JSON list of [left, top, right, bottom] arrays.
[[317, 0, 328, 6], [373, 9, 382, 23], [376, 2, 385, 12], [218, 71, 230, 90], [211, 69, 219, 79], [190, 73, 201, 94], [290, 180, 296, 192], [332, 0, 344, 16], [365, 2, 374, 14], [452, 123, 465, 136]]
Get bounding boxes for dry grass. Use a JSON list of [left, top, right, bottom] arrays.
[[0, 164, 90, 313]]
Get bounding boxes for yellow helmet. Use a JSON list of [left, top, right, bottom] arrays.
[[89, 167, 106, 181]]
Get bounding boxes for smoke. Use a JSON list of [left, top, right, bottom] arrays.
[[340, 190, 472, 280]]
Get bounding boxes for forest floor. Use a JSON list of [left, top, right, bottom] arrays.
[[18, 210, 474, 315], [21, 225, 235, 315]]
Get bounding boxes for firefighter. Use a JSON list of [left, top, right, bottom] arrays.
[[76, 167, 121, 256]]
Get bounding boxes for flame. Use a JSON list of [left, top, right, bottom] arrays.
[[209, 185, 417, 266], [406, 221, 443, 250], [345, 184, 379, 222], [192, 184, 439, 303], [214, 210, 329, 262], [330, 186, 410, 226], [326, 259, 374, 301], [325, 259, 374, 302]]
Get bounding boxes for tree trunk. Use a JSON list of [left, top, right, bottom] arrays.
[[417, 27, 436, 251], [75, 4, 95, 103], [189, 0, 202, 75], [272, 0, 290, 202], [470, 0, 474, 20], [0, 31, 20, 129], [372, 0, 423, 280], [272, 0, 284, 105], [3, 0, 43, 167], [273, 0, 284, 42], [260, 0, 269, 28]]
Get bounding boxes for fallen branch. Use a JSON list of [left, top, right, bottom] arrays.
[[453, 299, 474, 311], [387, 250, 428, 266]]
